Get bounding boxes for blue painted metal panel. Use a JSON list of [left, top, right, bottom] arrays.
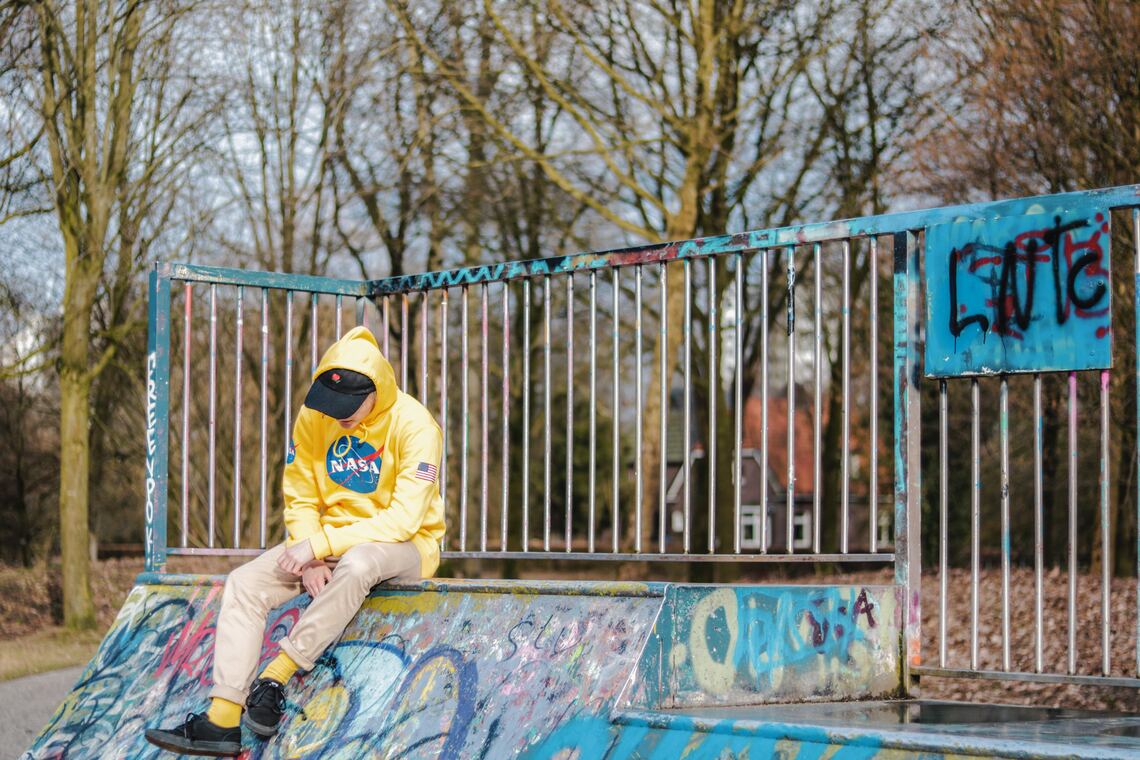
[[144, 266, 171, 572], [924, 197, 1113, 376]]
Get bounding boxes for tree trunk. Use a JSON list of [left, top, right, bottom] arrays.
[[59, 308, 95, 629]]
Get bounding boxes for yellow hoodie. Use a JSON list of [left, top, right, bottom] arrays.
[[282, 326, 445, 577]]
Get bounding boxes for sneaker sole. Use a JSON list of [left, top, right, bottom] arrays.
[[144, 728, 241, 757], [242, 713, 279, 738]]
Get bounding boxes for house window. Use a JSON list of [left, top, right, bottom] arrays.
[[740, 505, 763, 550], [792, 510, 812, 550]]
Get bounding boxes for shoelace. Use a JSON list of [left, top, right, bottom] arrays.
[[181, 712, 201, 738]]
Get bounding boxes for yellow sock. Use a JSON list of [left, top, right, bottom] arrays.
[[258, 651, 299, 685], [206, 697, 242, 728]]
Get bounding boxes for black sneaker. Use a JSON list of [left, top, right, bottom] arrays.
[[144, 712, 242, 757], [243, 678, 286, 737]]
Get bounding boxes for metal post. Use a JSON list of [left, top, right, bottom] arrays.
[[813, 242, 823, 554], [501, 283, 510, 552], [523, 280, 531, 550], [760, 255, 769, 553], [870, 236, 879, 553], [589, 270, 597, 553], [708, 257, 717, 554], [939, 378, 948, 668], [208, 285, 218, 548], [233, 287, 243, 549], [635, 267, 643, 553], [893, 230, 922, 685], [480, 284, 488, 552], [612, 268, 621, 553], [734, 254, 743, 554], [180, 283, 192, 549], [1000, 376, 1010, 671], [259, 288, 268, 549], [145, 266, 172, 572], [683, 259, 691, 553], [659, 263, 668, 553], [566, 275, 575, 552], [786, 246, 796, 553], [460, 286, 469, 551]]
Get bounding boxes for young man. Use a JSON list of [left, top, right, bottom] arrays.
[[146, 326, 445, 757]]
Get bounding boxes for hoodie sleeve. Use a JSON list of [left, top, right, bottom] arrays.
[[282, 411, 329, 553], [320, 415, 442, 557]]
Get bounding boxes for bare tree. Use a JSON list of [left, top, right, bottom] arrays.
[[29, 0, 208, 627]]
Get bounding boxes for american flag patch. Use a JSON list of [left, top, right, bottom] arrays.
[[414, 461, 438, 483]]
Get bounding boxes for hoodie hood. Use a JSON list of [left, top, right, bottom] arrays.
[[313, 326, 397, 418]]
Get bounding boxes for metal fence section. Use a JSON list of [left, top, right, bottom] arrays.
[[146, 185, 1140, 692]]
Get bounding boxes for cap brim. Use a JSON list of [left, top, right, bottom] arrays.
[[304, 382, 368, 419]]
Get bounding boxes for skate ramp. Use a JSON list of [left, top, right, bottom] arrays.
[[24, 574, 912, 758]]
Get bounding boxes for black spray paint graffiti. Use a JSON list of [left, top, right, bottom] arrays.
[[948, 214, 1109, 342]]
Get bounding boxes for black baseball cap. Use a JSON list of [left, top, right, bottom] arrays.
[[304, 368, 376, 419]]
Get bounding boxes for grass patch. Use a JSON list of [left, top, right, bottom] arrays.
[[0, 626, 104, 682]]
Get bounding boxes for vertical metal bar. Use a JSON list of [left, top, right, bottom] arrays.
[[355, 296, 365, 327], [544, 276, 552, 552], [523, 279, 531, 550], [786, 246, 796, 554], [589, 270, 597, 553], [683, 258, 692, 553], [401, 294, 409, 389], [893, 230, 923, 684], [659, 263, 668, 553], [760, 255, 769, 553], [208, 285, 217, 548], [421, 291, 429, 405], [335, 294, 342, 339], [180, 283, 192, 549], [1068, 370, 1078, 675], [971, 377, 980, 670], [1101, 369, 1111, 676], [383, 295, 390, 357], [501, 283, 510, 552], [612, 268, 620, 553], [232, 286, 244, 549], [1135, 207, 1140, 678], [635, 266, 644, 553], [1000, 376, 1010, 671], [480, 283, 489, 553], [440, 290, 449, 525], [870, 236, 879, 553], [841, 239, 851, 554], [1034, 374, 1044, 673], [707, 257, 717, 554], [734, 253, 743, 554], [259, 288, 268, 549], [813, 242, 822, 554], [566, 275, 575, 552], [939, 379, 948, 668], [460, 286, 469, 552], [309, 293, 318, 376], [285, 292, 294, 460], [144, 267, 172, 572]]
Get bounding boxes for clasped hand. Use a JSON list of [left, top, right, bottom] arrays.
[[277, 538, 315, 575]]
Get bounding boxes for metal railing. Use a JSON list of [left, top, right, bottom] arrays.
[[145, 185, 1140, 692]]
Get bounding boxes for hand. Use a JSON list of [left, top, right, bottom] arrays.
[[301, 562, 333, 597], [277, 539, 316, 575]]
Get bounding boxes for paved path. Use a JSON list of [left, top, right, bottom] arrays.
[[1, 666, 83, 756]]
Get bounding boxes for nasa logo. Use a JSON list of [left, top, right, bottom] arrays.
[[325, 435, 383, 493]]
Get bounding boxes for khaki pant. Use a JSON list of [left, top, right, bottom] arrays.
[[209, 540, 421, 704]]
